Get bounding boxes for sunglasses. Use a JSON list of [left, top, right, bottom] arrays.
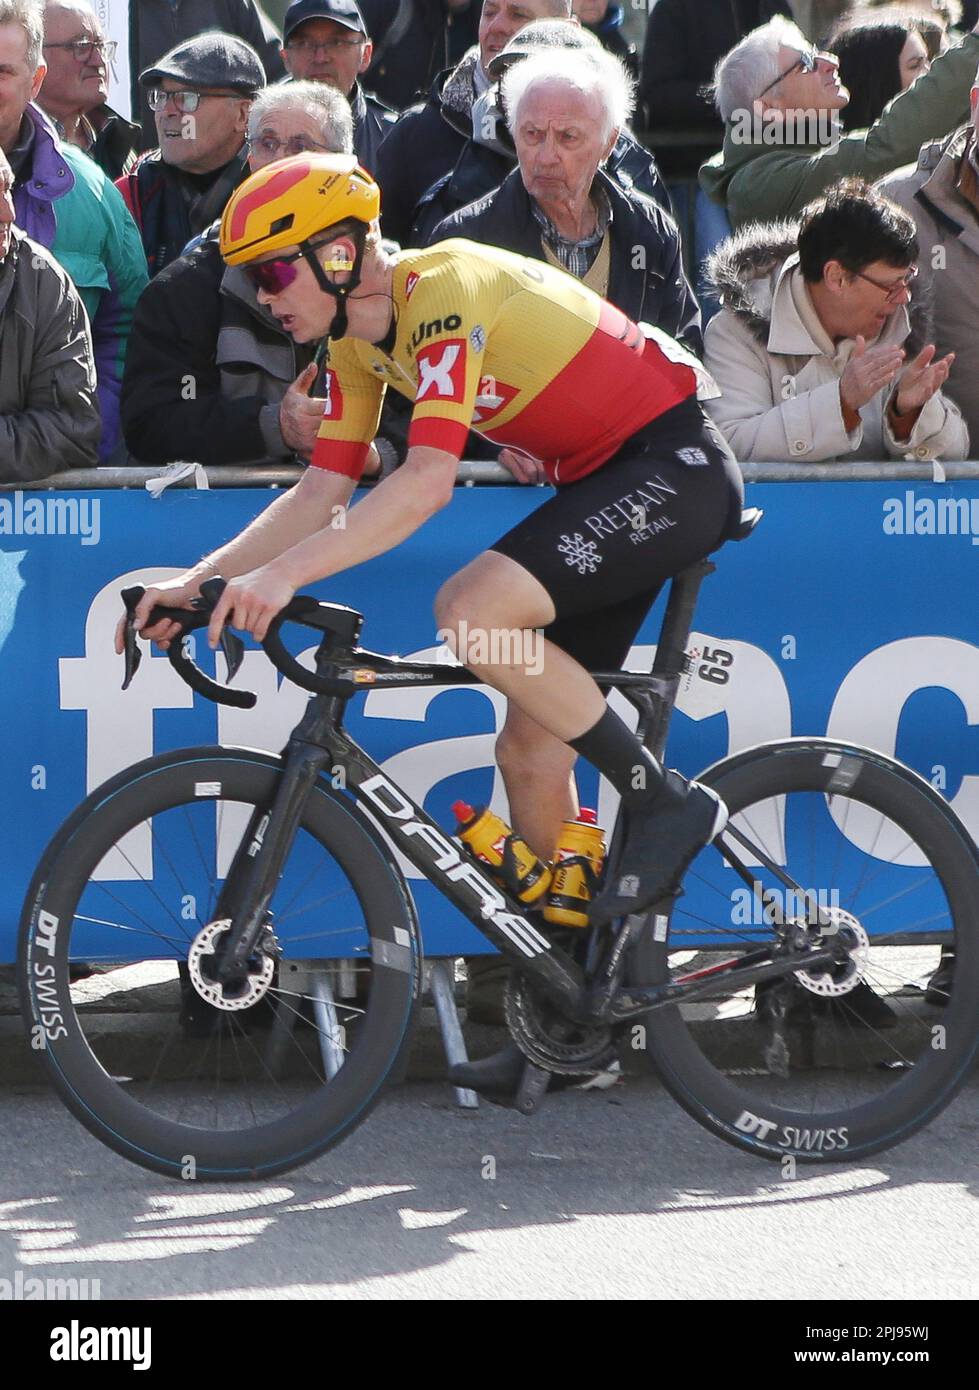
[[243, 242, 354, 296], [757, 48, 819, 100]]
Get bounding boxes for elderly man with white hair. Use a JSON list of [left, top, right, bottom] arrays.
[[121, 81, 368, 470], [430, 46, 701, 354], [700, 12, 979, 227]]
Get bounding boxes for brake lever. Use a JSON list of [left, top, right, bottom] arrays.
[[120, 585, 145, 691], [197, 575, 245, 684]]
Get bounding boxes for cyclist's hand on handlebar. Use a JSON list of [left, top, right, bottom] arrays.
[[113, 571, 206, 654], [498, 447, 546, 485], [207, 564, 297, 648]]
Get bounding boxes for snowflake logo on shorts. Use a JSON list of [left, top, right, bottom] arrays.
[[558, 533, 603, 574]]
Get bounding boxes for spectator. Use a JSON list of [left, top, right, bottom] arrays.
[[410, 18, 671, 244], [131, 0, 286, 150], [358, 0, 481, 111], [121, 83, 363, 468], [701, 14, 979, 227], [1, 0, 147, 462], [431, 48, 701, 351], [702, 179, 967, 462], [0, 146, 99, 477], [571, 0, 637, 80], [877, 62, 979, 454], [831, 15, 930, 129], [36, 1, 139, 179], [374, 0, 574, 246], [117, 34, 264, 277], [641, 1, 790, 179], [280, 0, 396, 170]]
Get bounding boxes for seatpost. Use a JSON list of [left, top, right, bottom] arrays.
[[641, 558, 715, 761]]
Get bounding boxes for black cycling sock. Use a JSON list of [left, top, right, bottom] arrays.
[[569, 707, 666, 808]]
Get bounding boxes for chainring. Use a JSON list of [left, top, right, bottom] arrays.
[[504, 972, 616, 1075]]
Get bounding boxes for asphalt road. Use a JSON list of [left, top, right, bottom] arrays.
[[2, 1069, 977, 1301]]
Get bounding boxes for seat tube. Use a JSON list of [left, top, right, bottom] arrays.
[[642, 559, 714, 760]]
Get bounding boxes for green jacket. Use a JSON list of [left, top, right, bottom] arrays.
[[700, 32, 979, 227]]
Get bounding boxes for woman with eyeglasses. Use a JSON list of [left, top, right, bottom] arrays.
[[702, 178, 967, 465]]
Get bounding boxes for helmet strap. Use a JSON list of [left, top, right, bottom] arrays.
[[303, 224, 369, 341]]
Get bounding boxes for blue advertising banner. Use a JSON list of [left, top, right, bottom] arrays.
[[1, 478, 977, 963]]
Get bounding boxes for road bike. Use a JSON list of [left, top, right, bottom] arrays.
[[17, 509, 979, 1179]]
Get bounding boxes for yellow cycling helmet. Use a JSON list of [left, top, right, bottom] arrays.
[[220, 153, 380, 265]]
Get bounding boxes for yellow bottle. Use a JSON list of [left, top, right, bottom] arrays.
[[543, 809, 607, 928], [452, 801, 553, 905]]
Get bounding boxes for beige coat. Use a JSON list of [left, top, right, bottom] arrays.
[[878, 128, 979, 458], [702, 229, 969, 463]]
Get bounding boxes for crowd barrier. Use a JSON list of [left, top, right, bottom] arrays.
[[2, 460, 978, 963]]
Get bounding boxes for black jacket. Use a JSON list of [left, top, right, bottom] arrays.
[[584, 6, 639, 85], [429, 167, 702, 356], [374, 65, 473, 245], [359, 0, 480, 111], [640, 0, 790, 177], [351, 82, 398, 175], [121, 229, 315, 465]]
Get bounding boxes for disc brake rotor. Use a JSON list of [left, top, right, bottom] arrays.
[[793, 908, 870, 998], [187, 920, 276, 1011]]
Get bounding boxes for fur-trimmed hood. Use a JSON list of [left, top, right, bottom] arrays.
[[704, 220, 931, 352]]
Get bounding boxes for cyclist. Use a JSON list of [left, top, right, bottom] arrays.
[[119, 153, 743, 1091]]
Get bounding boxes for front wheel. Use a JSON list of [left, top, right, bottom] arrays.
[[18, 747, 421, 1180], [631, 739, 979, 1163]]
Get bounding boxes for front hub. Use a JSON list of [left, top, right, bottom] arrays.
[[187, 920, 276, 1011]]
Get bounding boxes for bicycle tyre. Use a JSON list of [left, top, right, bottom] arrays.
[[631, 738, 979, 1163], [18, 746, 422, 1180]]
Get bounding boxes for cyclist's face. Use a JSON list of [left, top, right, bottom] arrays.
[[513, 81, 616, 217], [251, 241, 350, 341]]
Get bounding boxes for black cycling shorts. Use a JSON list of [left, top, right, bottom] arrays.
[[490, 397, 744, 671]]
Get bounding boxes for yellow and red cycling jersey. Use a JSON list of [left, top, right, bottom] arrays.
[[311, 239, 701, 484]]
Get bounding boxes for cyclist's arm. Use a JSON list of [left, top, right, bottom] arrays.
[[207, 444, 457, 645], [118, 466, 360, 651]]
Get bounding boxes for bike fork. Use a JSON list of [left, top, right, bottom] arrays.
[[210, 742, 332, 981]]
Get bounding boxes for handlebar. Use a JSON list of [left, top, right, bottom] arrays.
[[120, 577, 365, 708]]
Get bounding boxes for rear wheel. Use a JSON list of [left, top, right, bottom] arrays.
[[18, 748, 420, 1180], [631, 739, 979, 1162]]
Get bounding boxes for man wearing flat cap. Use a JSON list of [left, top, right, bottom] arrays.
[[116, 34, 265, 276], [280, 0, 395, 171]]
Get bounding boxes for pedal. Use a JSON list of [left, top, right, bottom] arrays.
[[514, 1061, 551, 1115]]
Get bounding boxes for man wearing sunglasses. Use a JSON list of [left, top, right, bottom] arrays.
[[702, 179, 967, 464], [701, 13, 979, 228], [123, 155, 746, 1089], [36, 1, 139, 180], [116, 34, 264, 276]]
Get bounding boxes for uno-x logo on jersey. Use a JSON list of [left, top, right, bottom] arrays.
[[322, 368, 343, 419], [404, 271, 420, 300], [415, 340, 466, 403]]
